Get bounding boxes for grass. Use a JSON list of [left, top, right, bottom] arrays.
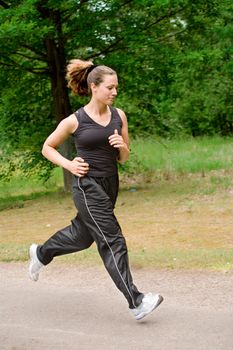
[[129, 248, 233, 271], [1, 135, 232, 211], [0, 136, 233, 271], [129, 135, 233, 174], [0, 168, 64, 211], [0, 173, 233, 271]]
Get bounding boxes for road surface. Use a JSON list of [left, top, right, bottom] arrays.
[[0, 263, 232, 350]]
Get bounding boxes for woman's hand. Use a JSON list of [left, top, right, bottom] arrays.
[[67, 157, 89, 177], [109, 129, 125, 149], [109, 129, 129, 164]]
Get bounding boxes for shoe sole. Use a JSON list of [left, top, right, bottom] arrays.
[[28, 244, 39, 282], [136, 295, 164, 320]]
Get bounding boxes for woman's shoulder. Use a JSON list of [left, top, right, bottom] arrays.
[[60, 113, 79, 134], [114, 107, 127, 124], [111, 106, 126, 120]]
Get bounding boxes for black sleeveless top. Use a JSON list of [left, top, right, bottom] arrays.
[[72, 106, 123, 177]]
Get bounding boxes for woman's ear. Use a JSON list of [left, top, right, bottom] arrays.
[[90, 82, 97, 93]]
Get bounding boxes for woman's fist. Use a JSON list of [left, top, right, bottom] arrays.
[[109, 129, 125, 148]]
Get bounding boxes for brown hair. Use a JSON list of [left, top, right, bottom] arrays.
[[66, 59, 116, 96]]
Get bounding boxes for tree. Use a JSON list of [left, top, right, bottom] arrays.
[[1, 0, 231, 187], [166, 0, 233, 136]]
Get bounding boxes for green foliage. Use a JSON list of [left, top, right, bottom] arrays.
[[0, 70, 55, 182], [0, 150, 55, 182], [0, 0, 232, 183], [109, 0, 233, 137], [166, 0, 233, 136]]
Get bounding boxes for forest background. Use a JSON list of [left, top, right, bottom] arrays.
[[0, 0, 232, 190]]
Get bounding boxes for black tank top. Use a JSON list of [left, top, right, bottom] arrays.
[[72, 106, 123, 177]]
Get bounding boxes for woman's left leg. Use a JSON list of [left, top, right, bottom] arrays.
[[73, 175, 144, 309]]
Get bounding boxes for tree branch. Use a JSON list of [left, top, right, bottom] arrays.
[[79, 0, 89, 5], [62, 0, 134, 24], [156, 28, 187, 43], [86, 5, 187, 60], [21, 44, 46, 59], [0, 61, 14, 68], [15, 50, 46, 63], [61, 0, 90, 21], [0, 0, 10, 9], [87, 37, 124, 60], [147, 7, 185, 29], [113, 0, 135, 10], [0, 56, 49, 75]]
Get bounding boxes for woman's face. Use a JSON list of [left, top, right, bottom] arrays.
[[91, 74, 118, 105]]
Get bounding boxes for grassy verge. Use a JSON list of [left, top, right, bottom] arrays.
[[0, 173, 233, 271], [0, 168, 63, 211], [129, 135, 233, 174], [2, 245, 231, 272], [0, 136, 233, 271]]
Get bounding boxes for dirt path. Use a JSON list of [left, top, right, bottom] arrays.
[[0, 263, 233, 350]]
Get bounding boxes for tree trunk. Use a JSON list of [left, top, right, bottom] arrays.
[[45, 37, 75, 191], [38, 2, 74, 191], [60, 138, 75, 192]]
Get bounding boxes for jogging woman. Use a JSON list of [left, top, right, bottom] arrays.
[[28, 59, 163, 320]]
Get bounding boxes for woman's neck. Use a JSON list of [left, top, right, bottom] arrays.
[[85, 99, 109, 117]]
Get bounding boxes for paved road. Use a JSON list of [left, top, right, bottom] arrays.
[[0, 263, 233, 350]]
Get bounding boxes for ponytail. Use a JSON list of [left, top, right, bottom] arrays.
[[66, 59, 93, 96], [66, 59, 116, 96]]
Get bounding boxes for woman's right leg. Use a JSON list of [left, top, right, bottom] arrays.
[[29, 212, 94, 281], [36, 213, 94, 265]]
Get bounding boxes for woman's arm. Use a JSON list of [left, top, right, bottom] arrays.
[[42, 114, 89, 177], [108, 109, 130, 164]]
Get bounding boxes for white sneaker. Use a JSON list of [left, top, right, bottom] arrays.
[[132, 293, 164, 320], [29, 244, 43, 281]]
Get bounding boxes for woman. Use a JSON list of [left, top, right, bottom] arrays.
[[29, 59, 163, 320]]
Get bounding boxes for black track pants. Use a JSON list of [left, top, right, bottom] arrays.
[[37, 175, 143, 309]]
